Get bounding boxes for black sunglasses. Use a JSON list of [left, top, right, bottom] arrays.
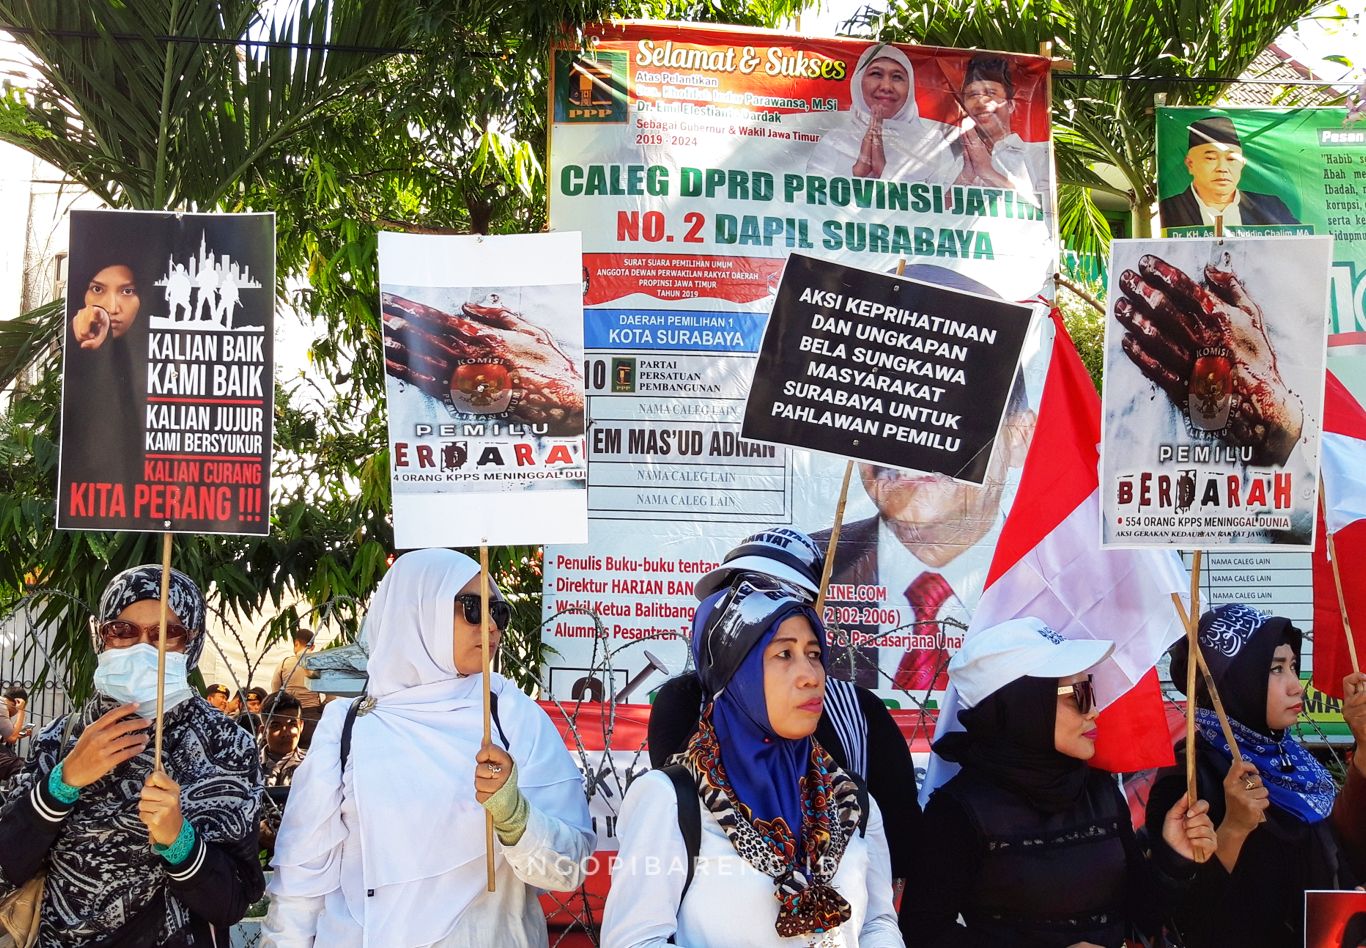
[[455, 594, 511, 631], [1057, 676, 1096, 715]]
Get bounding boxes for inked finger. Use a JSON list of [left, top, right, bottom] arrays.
[[1139, 255, 1223, 321], [1119, 268, 1202, 351], [1114, 299, 1192, 379], [1204, 265, 1262, 321], [1121, 336, 1185, 404]]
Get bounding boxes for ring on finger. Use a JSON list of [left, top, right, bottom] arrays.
[[488, 764, 502, 775], [1243, 776, 1257, 791]]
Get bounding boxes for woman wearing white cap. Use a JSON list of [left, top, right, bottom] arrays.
[[262, 548, 594, 947], [900, 617, 1215, 947]]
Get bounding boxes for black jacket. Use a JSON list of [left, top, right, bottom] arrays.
[[0, 772, 263, 946], [902, 768, 1192, 948], [1146, 737, 1355, 948], [1159, 186, 1301, 229]]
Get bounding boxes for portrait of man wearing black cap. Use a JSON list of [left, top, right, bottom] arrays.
[[1160, 115, 1301, 230]]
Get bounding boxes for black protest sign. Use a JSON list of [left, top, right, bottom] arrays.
[[742, 254, 1031, 483], [57, 210, 275, 535]]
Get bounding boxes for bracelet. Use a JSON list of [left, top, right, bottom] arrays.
[[154, 819, 196, 865], [48, 762, 80, 804]]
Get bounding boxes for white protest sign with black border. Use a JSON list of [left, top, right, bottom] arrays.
[[741, 254, 1032, 483], [378, 231, 588, 549]]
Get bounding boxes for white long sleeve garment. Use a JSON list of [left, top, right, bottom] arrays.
[[600, 769, 904, 948], [262, 757, 592, 948]]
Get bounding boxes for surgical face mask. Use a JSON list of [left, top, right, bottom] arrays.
[[93, 643, 194, 718]]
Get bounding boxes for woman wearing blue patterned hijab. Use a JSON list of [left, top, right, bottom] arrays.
[[1147, 602, 1357, 948]]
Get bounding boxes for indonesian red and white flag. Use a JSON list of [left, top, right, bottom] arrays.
[[1311, 370, 1366, 699], [923, 310, 1187, 800]]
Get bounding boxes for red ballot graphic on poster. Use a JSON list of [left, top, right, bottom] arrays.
[[57, 210, 275, 535]]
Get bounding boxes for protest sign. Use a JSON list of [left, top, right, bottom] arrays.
[[1158, 109, 1366, 716], [544, 22, 1059, 703], [378, 231, 588, 549], [57, 210, 274, 535], [742, 253, 1031, 482], [1099, 236, 1332, 549]]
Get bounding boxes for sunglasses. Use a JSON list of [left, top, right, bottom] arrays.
[[455, 594, 511, 631], [96, 619, 192, 648], [1057, 676, 1096, 715]]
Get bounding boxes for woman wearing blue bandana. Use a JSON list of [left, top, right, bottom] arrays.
[[1147, 603, 1361, 947], [601, 577, 902, 947]]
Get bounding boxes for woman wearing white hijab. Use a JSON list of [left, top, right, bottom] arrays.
[[806, 43, 960, 183], [262, 548, 594, 947]]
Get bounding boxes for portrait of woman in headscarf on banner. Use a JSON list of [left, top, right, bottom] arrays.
[[58, 235, 160, 505], [805, 43, 961, 184], [0, 564, 265, 947]]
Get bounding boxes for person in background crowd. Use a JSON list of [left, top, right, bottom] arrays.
[[648, 527, 922, 879], [236, 711, 264, 736], [204, 684, 229, 712], [603, 578, 903, 947], [264, 548, 594, 947], [257, 691, 307, 862], [244, 687, 267, 716], [0, 564, 264, 946], [903, 617, 1215, 946], [806, 42, 959, 183], [1147, 603, 1366, 947], [259, 691, 307, 789], [272, 627, 325, 748], [0, 686, 29, 782], [225, 690, 242, 717]]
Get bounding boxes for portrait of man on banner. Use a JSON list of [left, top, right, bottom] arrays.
[[1159, 114, 1302, 230]]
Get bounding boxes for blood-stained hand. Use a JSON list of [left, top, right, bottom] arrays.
[[382, 293, 584, 437], [1112, 254, 1302, 466], [73, 305, 111, 351]]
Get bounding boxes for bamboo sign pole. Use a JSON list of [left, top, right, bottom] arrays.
[[480, 543, 496, 893], [153, 531, 173, 772], [1171, 591, 1243, 768], [1320, 477, 1360, 674], [815, 259, 907, 614], [1183, 551, 1203, 807]]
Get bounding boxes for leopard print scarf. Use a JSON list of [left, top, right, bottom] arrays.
[[670, 713, 862, 938]]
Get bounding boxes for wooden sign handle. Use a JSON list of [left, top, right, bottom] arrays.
[[153, 531, 173, 773], [480, 544, 496, 893]]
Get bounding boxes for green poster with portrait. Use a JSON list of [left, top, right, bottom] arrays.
[[1157, 107, 1366, 350]]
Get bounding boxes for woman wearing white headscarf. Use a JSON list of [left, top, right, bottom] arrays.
[[262, 548, 594, 947], [806, 43, 960, 183]]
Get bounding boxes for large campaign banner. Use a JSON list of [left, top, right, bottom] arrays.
[[1099, 237, 1332, 549], [544, 22, 1057, 704], [57, 210, 274, 535], [378, 232, 588, 548]]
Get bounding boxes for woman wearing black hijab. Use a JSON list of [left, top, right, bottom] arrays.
[[1146, 603, 1357, 947], [902, 617, 1214, 947]]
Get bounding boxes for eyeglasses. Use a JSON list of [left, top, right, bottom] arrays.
[[455, 594, 511, 631], [1057, 676, 1096, 715], [96, 619, 191, 648]]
